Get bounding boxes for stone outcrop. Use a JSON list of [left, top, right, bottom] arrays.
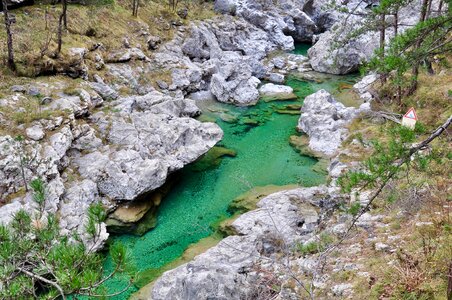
[[151, 17, 277, 105], [353, 73, 378, 102], [297, 89, 369, 156], [213, 0, 336, 44], [210, 53, 261, 106], [0, 87, 222, 248]]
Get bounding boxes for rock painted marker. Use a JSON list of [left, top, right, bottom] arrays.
[[402, 107, 417, 130]]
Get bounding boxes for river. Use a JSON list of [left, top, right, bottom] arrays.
[[101, 44, 359, 299]]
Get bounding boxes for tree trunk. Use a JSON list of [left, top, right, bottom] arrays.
[[394, 11, 398, 37], [407, 0, 430, 95], [439, 0, 444, 13], [425, 59, 434, 75], [62, 0, 67, 29], [397, 84, 402, 106], [379, 13, 386, 85], [134, 0, 139, 17], [57, 13, 63, 53], [448, 260, 452, 300], [426, 0, 433, 19], [2, 0, 15, 71], [132, 0, 138, 16]]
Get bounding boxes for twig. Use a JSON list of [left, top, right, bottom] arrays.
[[76, 280, 133, 297], [18, 267, 66, 300]]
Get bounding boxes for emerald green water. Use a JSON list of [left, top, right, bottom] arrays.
[[292, 43, 311, 55], [100, 45, 360, 299]]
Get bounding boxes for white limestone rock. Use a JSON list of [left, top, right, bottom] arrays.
[[26, 124, 45, 141], [297, 89, 360, 156], [210, 53, 261, 106], [258, 83, 295, 100]]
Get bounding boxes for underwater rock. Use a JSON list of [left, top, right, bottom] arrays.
[[219, 113, 238, 123], [191, 146, 237, 172], [228, 185, 299, 214], [106, 193, 162, 236], [289, 135, 324, 159]]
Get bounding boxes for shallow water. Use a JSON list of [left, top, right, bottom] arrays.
[[100, 45, 360, 299]]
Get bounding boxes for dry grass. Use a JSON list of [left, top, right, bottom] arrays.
[[333, 61, 452, 300], [0, 0, 217, 78]]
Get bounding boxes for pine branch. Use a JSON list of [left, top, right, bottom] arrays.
[[17, 267, 66, 300]]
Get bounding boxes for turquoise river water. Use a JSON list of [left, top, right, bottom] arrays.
[[101, 44, 359, 299]]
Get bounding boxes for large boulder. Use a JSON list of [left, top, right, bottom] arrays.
[[297, 89, 364, 156], [210, 53, 261, 106], [75, 93, 223, 201], [0, 87, 222, 249], [308, 24, 378, 74], [258, 83, 297, 101], [213, 0, 338, 45]]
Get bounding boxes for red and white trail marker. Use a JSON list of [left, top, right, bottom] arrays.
[[402, 107, 417, 129]]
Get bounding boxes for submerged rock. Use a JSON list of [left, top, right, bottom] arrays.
[[106, 192, 163, 236], [191, 146, 237, 172]]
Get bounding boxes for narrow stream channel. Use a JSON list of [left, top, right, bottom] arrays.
[[101, 44, 359, 299]]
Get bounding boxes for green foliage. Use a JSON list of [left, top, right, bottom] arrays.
[[296, 233, 335, 255], [348, 202, 361, 216], [0, 184, 133, 298], [30, 177, 45, 207], [367, 9, 452, 99], [338, 124, 426, 194], [86, 202, 107, 238]]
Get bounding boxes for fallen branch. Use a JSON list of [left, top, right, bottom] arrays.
[[365, 110, 402, 124]]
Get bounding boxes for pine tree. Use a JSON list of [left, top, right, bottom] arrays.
[[368, 5, 452, 104], [0, 179, 135, 298]]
